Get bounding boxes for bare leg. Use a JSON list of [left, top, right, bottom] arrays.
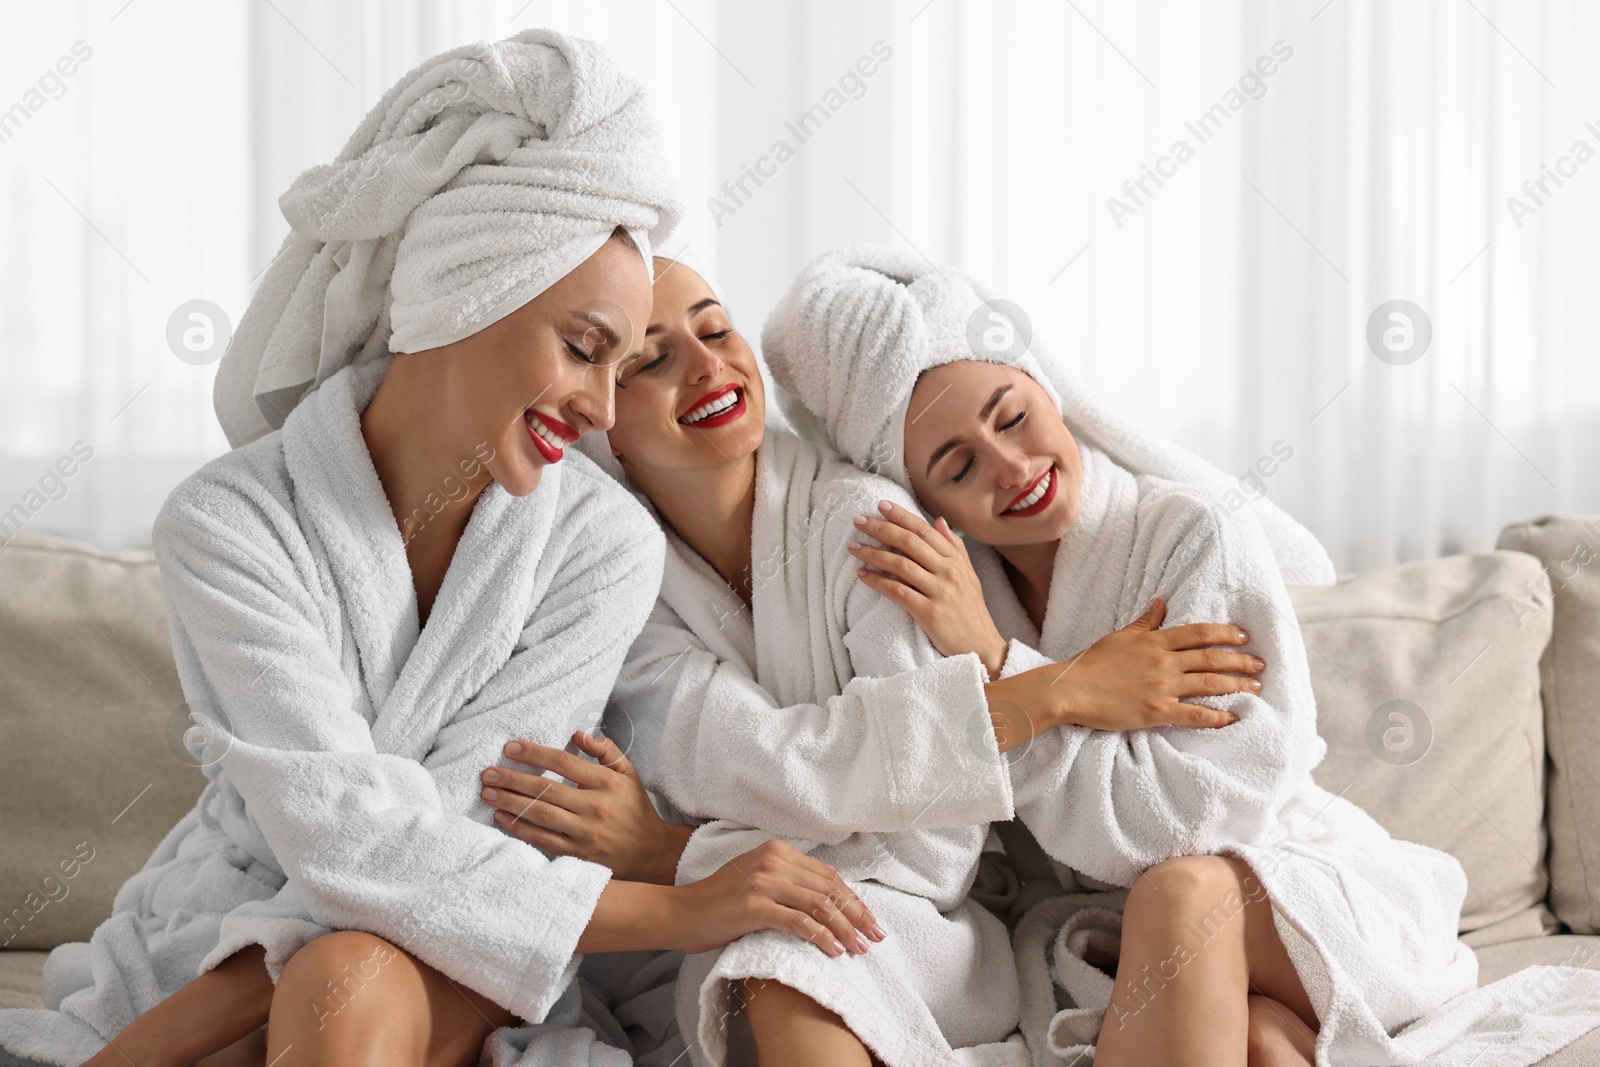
[[196, 1026, 266, 1067], [266, 930, 518, 1067], [1094, 855, 1319, 1067], [1247, 995, 1317, 1067], [738, 978, 874, 1067]]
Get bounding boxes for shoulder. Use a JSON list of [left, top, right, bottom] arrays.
[[153, 434, 299, 564], [1132, 473, 1280, 587], [544, 448, 666, 580], [802, 434, 922, 543]]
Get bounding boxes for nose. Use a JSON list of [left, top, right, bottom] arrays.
[[569, 369, 617, 434], [992, 442, 1032, 489], [682, 335, 724, 384]]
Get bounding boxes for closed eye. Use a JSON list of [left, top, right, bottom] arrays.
[[951, 454, 975, 484], [701, 330, 730, 342], [564, 339, 595, 365], [1001, 410, 1026, 431]]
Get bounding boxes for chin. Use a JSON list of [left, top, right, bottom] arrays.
[[494, 462, 545, 497]]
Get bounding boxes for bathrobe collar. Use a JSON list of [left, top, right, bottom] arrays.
[[278, 358, 560, 759], [968, 439, 1142, 658]]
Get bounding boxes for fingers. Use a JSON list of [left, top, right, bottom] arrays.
[[500, 740, 612, 789], [765, 877, 873, 958], [570, 730, 637, 777], [1172, 701, 1242, 729], [784, 852, 883, 943], [480, 780, 583, 836], [1157, 621, 1251, 651], [1119, 597, 1166, 632], [1173, 648, 1267, 680], [854, 567, 933, 612], [851, 511, 947, 572], [492, 809, 579, 853], [866, 500, 945, 554], [848, 542, 933, 591], [481, 766, 585, 814]]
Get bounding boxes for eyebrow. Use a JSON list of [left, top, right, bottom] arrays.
[[571, 309, 620, 347], [924, 384, 1011, 477], [644, 296, 723, 337]]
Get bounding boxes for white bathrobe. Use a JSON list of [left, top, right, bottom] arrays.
[[983, 440, 1600, 1066], [0, 357, 666, 1067], [602, 428, 1029, 1067]]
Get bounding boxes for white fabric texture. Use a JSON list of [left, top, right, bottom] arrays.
[[596, 427, 1027, 1067], [760, 243, 1337, 587], [213, 28, 683, 448], [979, 439, 1600, 1066], [0, 357, 666, 1066]]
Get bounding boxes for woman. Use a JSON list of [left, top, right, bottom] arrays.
[[0, 35, 877, 1067], [758, 244, 1600, 1067], [477, 250, 1279, 1067]]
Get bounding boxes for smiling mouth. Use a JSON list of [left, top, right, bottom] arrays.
[[524, 408, 577, 462], [679, 384, 744, 427], [1003, 467, 1055, 516]]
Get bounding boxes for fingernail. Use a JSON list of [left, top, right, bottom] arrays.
[[831, 938, 847, 956], [870, 922, 887, 941], [878, 500, 892, 513], [1248, 679, 1262, 690], [1228, 713, 1242, 724], [1251, 657, 1266, 671], [853, 933, 869, 954], [853, 514, 868, 526], [847, 541, 860, 551], [493, 810, 509, 822], [1236, 630, 1249, 642], [482, 769, 500, 783], [482, 788, 499, 801], [505, 741, 522, 755]]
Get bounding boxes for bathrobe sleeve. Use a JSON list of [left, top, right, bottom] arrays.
[[610, 482, 1012, 844], [1000, 489, 1326, 887], [151, 468, 662, 1024]]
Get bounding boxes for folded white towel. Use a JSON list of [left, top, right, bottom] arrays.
[[0, 356, 666, 1066], [214, 28, 682, 447], [760, 243, 1336, 586]]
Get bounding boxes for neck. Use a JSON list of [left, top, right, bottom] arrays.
[[628, 450, 758, 604], [994, 538, 1059, 629], [361, 354, 492, 550]]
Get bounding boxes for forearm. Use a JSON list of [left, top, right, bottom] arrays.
[[576, 880, 686, 954], [106, 945, 274, 1067]]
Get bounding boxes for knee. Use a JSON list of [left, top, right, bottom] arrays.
[[275, 931, 409, 1025], [1128, 855, 1245, 927]]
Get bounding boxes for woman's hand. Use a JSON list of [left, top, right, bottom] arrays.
[[672, 839, 885, 957], [993, 597, 1265, 733], [579, 840, 886, 959], [849, 499, 1010, 678], [482, 731, 692, 885]]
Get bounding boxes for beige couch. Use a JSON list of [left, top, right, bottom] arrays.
[[4, 516, 1600, 1062]]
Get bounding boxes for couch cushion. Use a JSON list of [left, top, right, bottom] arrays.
[[1287, 550, 1553, 938], [1475, 935, 1600, 1067], [0, 535, 206, 950], [0, 951, 47, 1011], [1497, 515, 1600, 935]]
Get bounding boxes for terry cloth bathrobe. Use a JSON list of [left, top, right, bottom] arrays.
[[759, 243, 1600, 1067], [582, 426, 1029, 1067], [0, 27, 684, 1067], [0, 359, 665, 1067]]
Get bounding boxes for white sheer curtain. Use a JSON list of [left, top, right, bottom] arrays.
[[4, 0, 1593, 567], [0, 0, 714, 549]]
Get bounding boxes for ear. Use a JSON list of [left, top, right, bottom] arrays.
[[611, 447, 623, 457]]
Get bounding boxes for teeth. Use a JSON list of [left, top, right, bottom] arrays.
[[683, 389, 739, 424], [526, 411, 564, 453], [1006, 469, 1052, 513]]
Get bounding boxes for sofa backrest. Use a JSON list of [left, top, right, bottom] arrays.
[[0, 535, 206, 951]]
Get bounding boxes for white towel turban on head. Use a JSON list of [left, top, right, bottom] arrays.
[[761, 244, 1337, 586], [214, 28, 684, 447]]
